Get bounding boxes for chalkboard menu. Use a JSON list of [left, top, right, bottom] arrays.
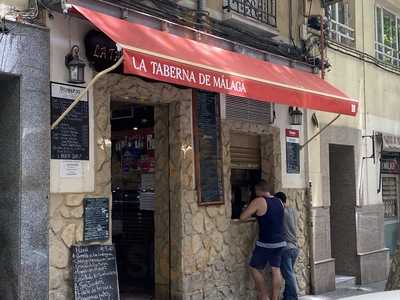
[[193, 91, 224, 205], [286, 129, 300, 174], [72, 245, 120, 300], [51, 82, 89, 160], [84, 198, 110, 242]]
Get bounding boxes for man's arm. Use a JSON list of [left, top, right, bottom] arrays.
[[240, 197, 263, 221]]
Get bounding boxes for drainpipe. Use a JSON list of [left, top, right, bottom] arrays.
[[289, 0, 293, 42], [303, 108, 314, 294], [197, 0, 206, 30]]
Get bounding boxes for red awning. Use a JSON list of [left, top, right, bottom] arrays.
[[73, 5, 358, 116]]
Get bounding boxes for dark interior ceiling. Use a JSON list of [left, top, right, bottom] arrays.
[[111, 102, 154, 132]]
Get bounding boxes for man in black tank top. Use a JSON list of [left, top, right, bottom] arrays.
[[240, 180, 286, 300]]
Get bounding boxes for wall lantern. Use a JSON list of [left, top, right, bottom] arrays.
[[65, 45, 86, 84], [288, 106, 303, 125]]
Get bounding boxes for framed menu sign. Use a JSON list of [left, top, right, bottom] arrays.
[[83, 198, 110, 242], [51, 82, 89, 160], [286, 129, 300, 174], [193, 91, 224, 205]]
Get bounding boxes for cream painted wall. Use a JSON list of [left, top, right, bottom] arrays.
[[308, 0, 400, 206], [275, 104, 306, 189], [48, 12, 95, 193]]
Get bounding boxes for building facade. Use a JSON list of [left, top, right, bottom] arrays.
[[0, 0, 398, 299], [307, 0, 400, 292]]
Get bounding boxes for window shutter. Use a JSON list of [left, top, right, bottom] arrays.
[[225, 95, 272, 124], [230, 133, 261, 170]]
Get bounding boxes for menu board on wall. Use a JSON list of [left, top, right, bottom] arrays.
[[286, 129, 300, 174], [193, 91, 224, 205], [51, 82, 89, 160], [83, 198, 109, 242], [72, 245, 120, 300]]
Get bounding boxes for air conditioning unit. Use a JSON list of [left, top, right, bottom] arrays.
[[224, 94, 273, 125], [0, 0, 29, 18], [0, 0, 29, 11]]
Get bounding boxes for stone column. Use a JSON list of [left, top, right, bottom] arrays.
[[169, 99, 196, 299], [154, 105, 171, 299], [0, 22, 50, 300]]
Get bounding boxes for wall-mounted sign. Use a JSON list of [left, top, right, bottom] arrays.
[[72, 245, 120, 300], [83, 198, 109, 242], [60, 160, 82, 178], [51, 82, 89, 160], [85, 30, 122, 72], [193, 91, 224, 205], [381, 158, 400, 174], [286, 129, 300, 174]]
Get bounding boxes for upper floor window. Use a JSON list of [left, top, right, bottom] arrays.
[[326, 1, 355, 46], [375, 6, 400, 66]]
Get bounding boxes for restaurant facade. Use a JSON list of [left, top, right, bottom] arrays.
[[46, 5, 322, 299], [0, 1, 393, 300]]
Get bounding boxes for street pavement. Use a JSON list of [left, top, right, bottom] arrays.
[[300, 281, 386, 299], [119, 281, 387, 299]]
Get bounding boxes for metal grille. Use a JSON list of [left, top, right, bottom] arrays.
[[225, 95, 272, 124], [382, 176, 398, 218], [223, 0, 277, 27]]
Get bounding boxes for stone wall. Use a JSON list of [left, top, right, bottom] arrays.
[[386, 242, 400, 290], [179, 119, 310, 299], [49, 74, 192, 299]]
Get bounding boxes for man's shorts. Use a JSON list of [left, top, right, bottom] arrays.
[[249, 245, 284, 269]]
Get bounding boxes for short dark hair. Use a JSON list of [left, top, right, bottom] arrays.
[[255, 180, 271, 196], [274, 192, 287, 203]]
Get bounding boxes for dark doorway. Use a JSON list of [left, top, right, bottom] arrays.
[[329, 144, 358, 281], [0, 74, 20, 299], [111, 102, 155, 300]]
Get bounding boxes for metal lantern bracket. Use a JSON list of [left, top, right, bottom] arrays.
[[362, 132, 376, 163], [65, 45, 86, 84], [65, 45, 79, 67], [288, 106, 303, 126]]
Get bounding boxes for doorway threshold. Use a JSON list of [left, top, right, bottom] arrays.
[[335, 275, 356, 288], [120, 294, 153, 300]]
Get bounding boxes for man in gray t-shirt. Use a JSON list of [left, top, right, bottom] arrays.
[[275, 192, 299, 300]]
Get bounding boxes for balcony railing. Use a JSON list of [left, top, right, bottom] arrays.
[[223, 0, 277, 27], [328, 20, 355, 47], [375, 41, 400, 67]]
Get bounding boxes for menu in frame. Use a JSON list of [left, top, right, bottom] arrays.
[[51, 82, 89, 160], [286, 129, 300, 174]]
